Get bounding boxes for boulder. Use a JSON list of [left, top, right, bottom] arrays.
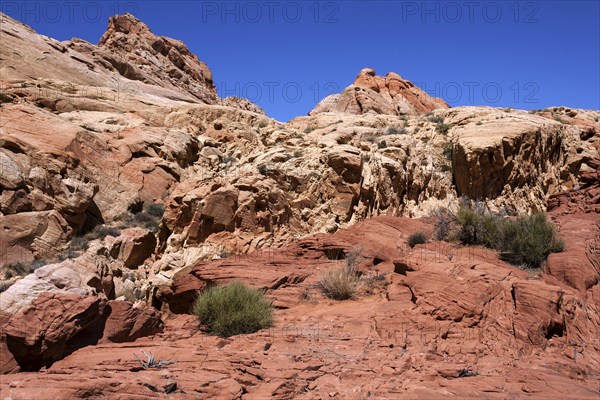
[[109, 228, 157, 268], [101, 300, 164, 343]]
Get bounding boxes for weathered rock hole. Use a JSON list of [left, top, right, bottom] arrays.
[[545, 321, 564, 339]]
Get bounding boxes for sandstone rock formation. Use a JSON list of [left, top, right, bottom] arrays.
[[309, 67, 449, 116], [2, 214, 598, 398], [0, 12, 599, 399], [1, 293, 163, 373]]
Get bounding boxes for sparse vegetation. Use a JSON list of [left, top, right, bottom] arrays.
[[499, 213, 565, 267], [407, 232, 427, 248], [428, 115, 444, 124], [554, 115, 564, 123], [436, 202, 565, 268], [365, 135, 377, 143], [319, 248, 363, 300], [386, 126, 407, 135], [85, 225, 121, 240], [146, 203, 165, 219], [133, 350, 175, 369], [258, 120, 268, 128], [378, 140, 388, 149], [319, 265, 362, 300], [443, 143, 453, 160], [192, 282, 274, 337], [3, 258, 48, 281], [436, 122, 452, 134], [304, 126, 315, 133]]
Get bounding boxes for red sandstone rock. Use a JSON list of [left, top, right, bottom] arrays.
[[101, 300, 164, 343], [310, 67, 449, 116]]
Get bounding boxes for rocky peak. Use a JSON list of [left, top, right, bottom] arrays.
[[310, 67, 449, 116], [95, 13, 218, 104]]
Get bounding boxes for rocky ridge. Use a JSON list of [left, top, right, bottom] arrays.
[[0, 12, 599, 399]]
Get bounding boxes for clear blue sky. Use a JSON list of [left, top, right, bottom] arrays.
[[3, 1, 599, 121]]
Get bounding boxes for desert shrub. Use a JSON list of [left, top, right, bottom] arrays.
[[436, 123, 452, 134], [378, 140, 388, 149], [133, 212, 160, 232], [407, 232, 427, 248], [432, 208, 452, 240], [456, 204, 501, 248], [386, 126, 406, 135], [146, 203, 165, 218], [345, 248, 362, 269], [86, 225, 121, 240], [319, 265, 362, 300], [428, 115, 445, 124], [500, 213, 565, 268], [454, 204, 565, 268], [365, 135, 377, 143], [443, 143, 453, 160], [192, 282, 273, 337], [258, 121, 268, 128], [69, 236, 89, 252], [293, 149, 303, 158], [304, 126, 314, 133]]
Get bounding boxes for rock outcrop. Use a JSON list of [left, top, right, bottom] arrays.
[[310, 68, 449, 116], [1, 12, 599, 399], [1, 293, 163, 373], [2, 215, 599, 398]]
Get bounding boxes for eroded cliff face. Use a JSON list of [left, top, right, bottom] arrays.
[[1, 13, 599, 398]]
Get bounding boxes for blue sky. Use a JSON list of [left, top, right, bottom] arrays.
[[2, 1, 599, 121]]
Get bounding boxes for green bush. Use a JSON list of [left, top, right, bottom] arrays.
[[407, 232, 427, 248], [192, 282, 273, 337], [456, 205, 500, 248], [146, 203, 165, 218], [454, 204, 565, 268], [500, 213, 565, 268], [85, 225, 121, 240], [319, 265, 362, 300], [436, 123, 452, 134], [428, 115, 445, 124]]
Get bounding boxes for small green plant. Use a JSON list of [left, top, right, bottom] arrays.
[[146, 203, 165, 218], [133, 350, 175, 369], [70, 235, 89, 250], [258, 121, 268, 128], [407, 232, 427, 248], [365, 135, 377, 143], [554, 115, 564, 123], [192, 282, 274, 337], [436, 123, 452, 134], [428, 115, 445, 124], [86, 225, 121, 240], [378, 140, 388, 149], [386, 126, 407, 135], [304, 126, 315, 133], [319, 265, 362, 300], [443, 143, 453, 160], [293, 149, 303, 158], [133, 212, 160, 232]]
